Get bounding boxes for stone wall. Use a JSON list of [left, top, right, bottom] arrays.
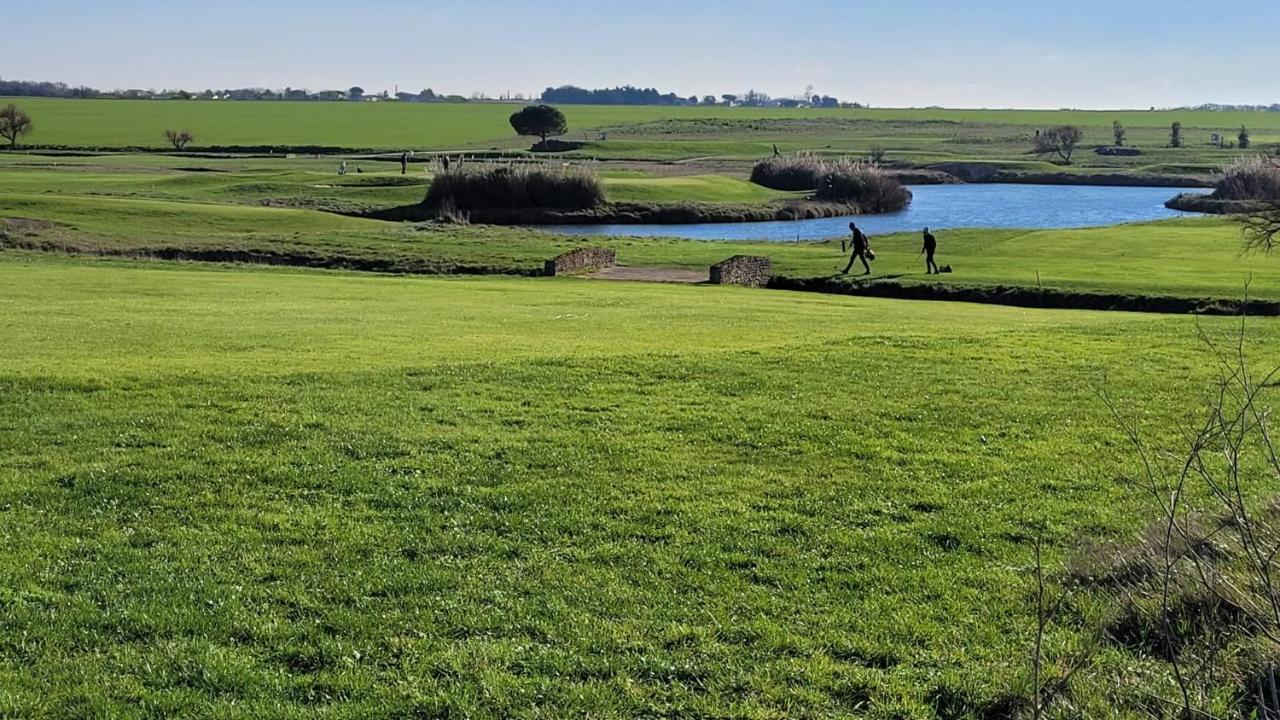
[[710, 255, 772, 288], [544, 247, 617, 277]]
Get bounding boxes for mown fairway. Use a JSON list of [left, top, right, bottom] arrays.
[[10, 97, 1280, 155], [3, 254, 1278, 718], [3, 174, 1277, 302]]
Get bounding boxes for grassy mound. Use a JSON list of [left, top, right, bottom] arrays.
[[1213, 155, 1280, 202], [813, 160, 913, 212], [750, 155, 911, 213], [423, 164, 605, 216], [749, 153, 829, 191]]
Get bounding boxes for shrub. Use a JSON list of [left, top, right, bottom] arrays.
[[814, 160, 912, 212], [750, 155, 911, 212], [1213, 155, 1280, 202], [423, 163, 604, 215], [749, 153, 829, 191]]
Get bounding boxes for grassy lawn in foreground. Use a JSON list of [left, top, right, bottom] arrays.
[[2, 253, 1279, 718]]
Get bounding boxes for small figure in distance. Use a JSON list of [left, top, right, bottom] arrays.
[[921, 227, 940, 275], [400, 151, 409, 175], [773, 144, 781, 157], [441, 155, 451, 172], [842, 222, 872, 276], [338, 160, 348, 176]]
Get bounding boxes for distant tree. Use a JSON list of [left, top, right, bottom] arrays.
[[0, 104, 34, 149], [867, 146, 888, 165], [721, 94, 738, 106], [163, 129, 194, 150], [509, 105, 568, 145], [1033, 125, 1085, 164], [1170, 121, 1183, 148], [347, 86, 365, 102], [687, 95, 699, 105], [703, 95, 717, 106], [1112, 120, 1126, 147], [1240, 125, 1252, 150]]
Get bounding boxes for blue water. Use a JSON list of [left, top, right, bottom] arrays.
[[539, 183, 1209, 242]]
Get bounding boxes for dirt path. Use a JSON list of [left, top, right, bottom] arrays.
[[586, 266, 706, 284]]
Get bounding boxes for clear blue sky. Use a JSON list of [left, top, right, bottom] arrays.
[[8, 0, 1279, 108]]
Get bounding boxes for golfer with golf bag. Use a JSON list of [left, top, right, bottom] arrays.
[[842, 222, 874, 275]]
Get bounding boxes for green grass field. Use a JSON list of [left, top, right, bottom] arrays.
[[3, 253, 1278, 718], [7, 97, 1280, 162]]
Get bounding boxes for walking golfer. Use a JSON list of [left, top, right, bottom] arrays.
[[843, 222, 872, 275]]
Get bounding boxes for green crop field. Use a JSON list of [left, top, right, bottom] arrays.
[[7, 97, 1280, 159], [3, 252, 1279, 718]]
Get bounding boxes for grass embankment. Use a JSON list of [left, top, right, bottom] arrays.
[[0, 154, 792, 212], [0, 154, 429, 214], [2, 253, 1280, 717]]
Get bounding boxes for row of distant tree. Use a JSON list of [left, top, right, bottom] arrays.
[[0, 78, 859, 108], [0, 79, 467, 103], [1033, 120, 1259, 164], [541, 86, 855, 108]]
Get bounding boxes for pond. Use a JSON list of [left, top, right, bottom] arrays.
[[539, 184, 1210, 242]]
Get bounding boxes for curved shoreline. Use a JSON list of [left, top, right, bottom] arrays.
[[358, 200, 888, 225], [1165, 193, 1265, 215], [923, 163, 1211, 189]]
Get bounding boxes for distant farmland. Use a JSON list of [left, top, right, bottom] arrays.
[[7, 97, 1280, 151]]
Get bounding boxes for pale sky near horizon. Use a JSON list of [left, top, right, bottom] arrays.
[[7, 0, 1279, 109]]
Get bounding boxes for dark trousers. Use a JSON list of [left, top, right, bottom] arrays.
[[925, 250, 939, 274], [844, 250, 870, 274]]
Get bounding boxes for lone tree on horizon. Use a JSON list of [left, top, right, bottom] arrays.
[[0, 104, 34, 150], [1033, 125, 1085, 164], [1240, 125, 1251, 150], [510, 105, 568, 147], [164, 129, 195, 151]]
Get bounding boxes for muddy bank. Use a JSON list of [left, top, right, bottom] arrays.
[[360, 200, 874, 225], [768, 275, 1280, 316], [926, 162, 1211, 188], [1165, 193, 1264, 215], [0, 236, 540, 277]]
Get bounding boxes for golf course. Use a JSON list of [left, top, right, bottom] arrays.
[[5, 91, 1280, 719]]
